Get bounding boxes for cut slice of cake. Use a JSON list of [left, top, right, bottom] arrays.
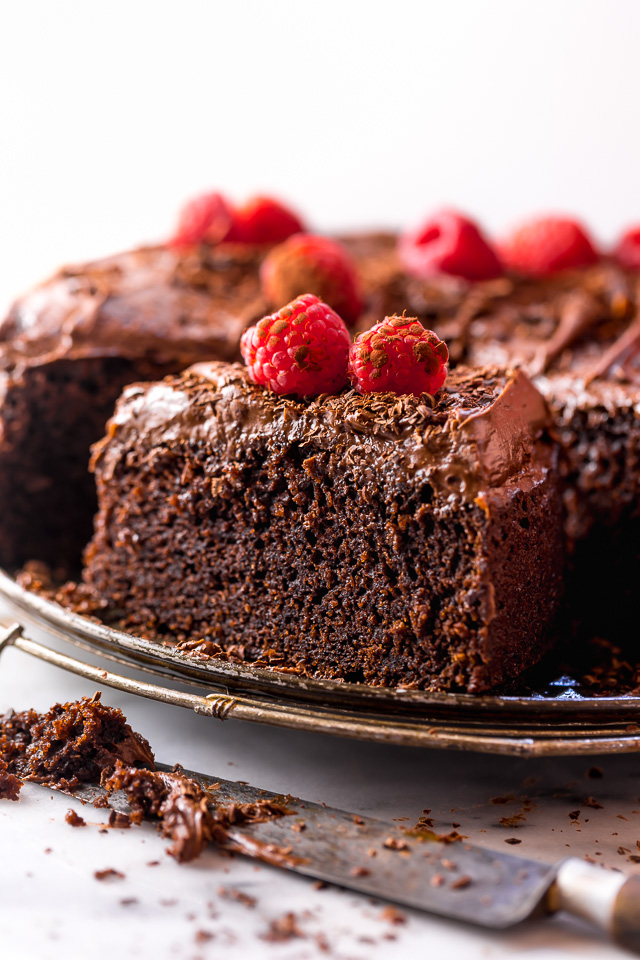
[[83, 361, 564, 692]]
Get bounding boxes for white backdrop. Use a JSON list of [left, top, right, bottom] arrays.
[[1, 0, 639, 309]]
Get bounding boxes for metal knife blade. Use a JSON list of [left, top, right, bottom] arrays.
[[47, 763, 640, 951]]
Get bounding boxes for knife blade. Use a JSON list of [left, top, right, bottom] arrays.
[[57, 762, 640, 952]]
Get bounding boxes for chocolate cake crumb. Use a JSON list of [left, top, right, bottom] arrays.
[[451, 875, 472, 890], [94, 868, 125, 882], [587, 767, 604, 779], [93, 796, 110, 809], [0, 759, 21, 801], [65, 809, 86, 827], [380, 906, 406, 925], [0, 693, 154, 790], [315, 932, 331, 953], [194, 930, 214, 944], [504, 838, 522, 845], [498, 814, 525, 828], [217, 886, 257, 909], [120, 898, 138, 906], [583, 796, 603, 809], [259, 912, 304, 943], [437, 830, 465, 844], [383, 836, 408, 851]]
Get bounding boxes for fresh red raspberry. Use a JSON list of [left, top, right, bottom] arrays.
[[348, 316, 449, 397], [614, 226, 640, 270], [240, 293, 350, 398], [260, 234, 364, 326], [226, 195, 306, 245], [399, 210, 503, 282], [169, 191, 233, 248], [500, 216, 599, 275]]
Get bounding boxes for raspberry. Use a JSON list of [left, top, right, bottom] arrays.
[[169, 191, 233, 248], [500, 216, 599, 275], [240, 293, 350, 398], [226, 195, 305, 245], [260, 234, 364, 326], [399, 210, 502, 282], [348, 316, 449, 397], [614, 226, 640, 270]]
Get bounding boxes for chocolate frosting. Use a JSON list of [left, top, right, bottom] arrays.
[[92, 361, 551, 503], [0, 244, 269, 374]]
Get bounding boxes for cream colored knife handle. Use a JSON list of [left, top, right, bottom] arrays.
[[551, 858, 640, 953]]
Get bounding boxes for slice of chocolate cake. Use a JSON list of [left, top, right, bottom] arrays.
[[83, 361, 564, 692], [0, 243, 268, 573]]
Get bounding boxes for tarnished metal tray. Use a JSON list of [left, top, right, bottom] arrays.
[[1, 568, 639, 757]]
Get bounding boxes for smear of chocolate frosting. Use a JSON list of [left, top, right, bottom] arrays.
[[92, 361, 551, 507], [102, 761, 293, 863]]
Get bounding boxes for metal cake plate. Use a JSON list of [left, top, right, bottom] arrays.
[[0, 569, 639, 757]]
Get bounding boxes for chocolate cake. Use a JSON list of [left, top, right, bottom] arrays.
[[0, 243, 267, 572], [83, 361, 564, 692]]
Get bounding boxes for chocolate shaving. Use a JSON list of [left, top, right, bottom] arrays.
[[94, 868, 125, 882], [585, 307, 640, 384], [65, 809, 86, 827], [380, 905, 406, 925], [217, 886, 257, 909], [532, 291, 602, 375], [259, 912, 304, 943]]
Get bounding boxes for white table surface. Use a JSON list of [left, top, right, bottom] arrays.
[[0, 602, 638, 960]]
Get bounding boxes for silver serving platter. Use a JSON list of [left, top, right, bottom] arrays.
[[1, 568, 639, 757]]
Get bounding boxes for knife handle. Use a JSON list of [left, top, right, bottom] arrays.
[[551, 858, 640, 953]]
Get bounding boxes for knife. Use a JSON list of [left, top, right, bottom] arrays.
[[58, 762, 639, 953]]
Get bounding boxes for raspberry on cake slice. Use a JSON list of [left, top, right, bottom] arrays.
[[240, 293, 350, 397], [349, 315, 448, 396], [84, 302, 564, 691]]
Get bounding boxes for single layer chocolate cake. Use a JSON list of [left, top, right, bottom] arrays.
[[83, 361, 564, 692], [0, 243, 268, 572]]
